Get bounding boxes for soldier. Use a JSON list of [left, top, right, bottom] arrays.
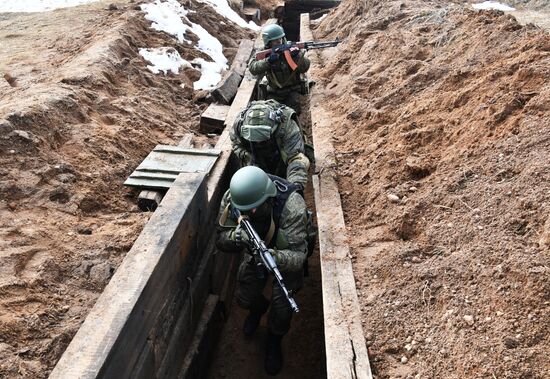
[[230, 99, 310, 190], [216, 166, 308, 375], [249, 24, 310, 114]]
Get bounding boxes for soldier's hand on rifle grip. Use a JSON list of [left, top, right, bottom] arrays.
[[232, 225, 251, 249], [267, 52, 279, 64], [290, 47, 300, 58], [268, 248, 280, 263]]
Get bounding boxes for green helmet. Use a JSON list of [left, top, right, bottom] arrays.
[[230, 166, 277, 211], [261, 24, 285, 47]]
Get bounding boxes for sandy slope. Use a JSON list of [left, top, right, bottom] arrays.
[[313, 0, 549, 377]]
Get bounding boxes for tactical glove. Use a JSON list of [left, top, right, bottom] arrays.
[[267, 53, 279, 64], [290, 47, 300, 58], [268, 248, 280, 264], [232, 225, 251, 248]]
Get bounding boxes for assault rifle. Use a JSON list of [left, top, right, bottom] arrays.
[[255, 39, 342, 71], [233, 209, 300, 313]]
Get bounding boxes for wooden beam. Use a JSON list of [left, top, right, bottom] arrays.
[[50, 172, 208, 379], [200, 103, 230, 134], [230, 39, 254, 77], [303, 13, 373, 379], [137, 190, 164, 212], [210, 39, 254, 104], [211, 70, 242, 105]]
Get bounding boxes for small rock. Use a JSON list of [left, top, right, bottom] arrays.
[[108, 3, 118, 10], [406, 336, 412, 343], [496, 311, 504, 316], [401, 356, 408, 364], [477, 225, 484, 230], [387, 194, 400, 203], [411, 256, 421, 263], [90, 262, 114, 283], [485, 316, 492, 322], [409, 186, 418, 192], [463, 315, 475, 326], [77, 226, 93, 235]]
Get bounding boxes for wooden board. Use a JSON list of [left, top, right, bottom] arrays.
[[211, 70, 243, 105], [231, 39, 254, 77], [303, 13, 373, 379], [200, 103, 230, 133], [125, 145, 220, 190], [50, 172, 208, 379]]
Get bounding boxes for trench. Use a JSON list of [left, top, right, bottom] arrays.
[[205, 95, 326, 379], [49, 3, 344, 379]]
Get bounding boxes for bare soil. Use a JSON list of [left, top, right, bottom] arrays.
[[0, 1, 251, 377], [313, 0, 549, 378]]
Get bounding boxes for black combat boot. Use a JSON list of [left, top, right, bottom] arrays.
[[243, 296, 269, 337], [264, 330, 284, 375]]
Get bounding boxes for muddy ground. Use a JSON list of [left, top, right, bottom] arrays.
[[313, 0, 549, 378], [0, 0, 251, 377]]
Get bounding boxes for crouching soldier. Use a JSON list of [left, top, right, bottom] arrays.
[[249, 24, 310, 114], [230, 99, 310, 191], [216, 166, 308, 375]]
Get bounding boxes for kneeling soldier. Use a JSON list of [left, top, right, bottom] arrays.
[[230, 99, 310, 190], [216, 166, 308, 375]]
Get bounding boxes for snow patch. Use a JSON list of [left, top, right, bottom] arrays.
[[196, 0, 260, 30], [140, 0, 229, 90], [472, 1, 515, 11], [139, 47, 192, 75], [0, 0, 99, 13]]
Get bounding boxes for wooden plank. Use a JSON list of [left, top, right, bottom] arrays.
[[303, 12, 373, 379], [200, 103, 230, 133], [177, 295, 224, 379], [137, 134, 195, 211], [230, 39, 254, 77], [211, 70, 243, 105], [49, 172, 208, 379]]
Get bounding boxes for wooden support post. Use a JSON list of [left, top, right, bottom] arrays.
[[302, 13, 373, 379]]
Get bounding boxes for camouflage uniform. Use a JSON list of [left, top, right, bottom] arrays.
[[230, 100, 310, 189], [216, 180, 308, 335], [248, 47, 310, 114]]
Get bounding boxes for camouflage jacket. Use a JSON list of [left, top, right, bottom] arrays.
[[248, 48, 310, 93], [216, 190, 308, 273], [230, 102, 310, 188]]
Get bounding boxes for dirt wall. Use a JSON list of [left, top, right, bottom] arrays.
[[313, 0, 549, 377]]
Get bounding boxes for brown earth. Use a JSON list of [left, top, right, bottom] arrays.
[[0, 0, 252, 377], [312, 0, 549, 378]]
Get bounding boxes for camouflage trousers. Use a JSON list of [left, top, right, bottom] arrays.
[[236, 254, 303, 335]]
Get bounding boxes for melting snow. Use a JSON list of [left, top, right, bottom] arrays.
[[140, 0, 229, 90], [0, 0, 100, 12], [139, 47, 192, 75], [472, 1, 515, 11], [196, 0, 260, 30]]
